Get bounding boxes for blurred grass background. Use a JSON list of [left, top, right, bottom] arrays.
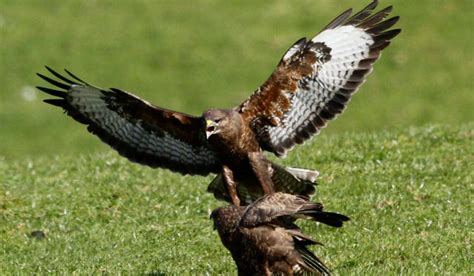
[[1, 0, 472, 160]]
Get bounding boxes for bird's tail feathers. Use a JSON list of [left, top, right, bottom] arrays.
[[285, 167, 319, 182], [207, 163, 317, 205]]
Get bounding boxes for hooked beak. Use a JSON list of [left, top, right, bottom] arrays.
[[205, 120, 219, 139]]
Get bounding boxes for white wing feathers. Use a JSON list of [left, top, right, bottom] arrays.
[[249, 1, 400, 156]]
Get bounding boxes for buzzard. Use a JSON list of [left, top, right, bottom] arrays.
[[37, 0, 400, 205], [210, 192, 350, 275]]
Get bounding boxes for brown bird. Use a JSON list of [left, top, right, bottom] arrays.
[[210, 192, 350, 275], [37, 0, 400, 205]]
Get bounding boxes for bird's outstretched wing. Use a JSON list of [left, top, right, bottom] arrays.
[[37, 67, 220, 175], [239, 0, 401, 156]]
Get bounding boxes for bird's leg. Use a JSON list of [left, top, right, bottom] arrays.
[[222, 165, 241, 206], [248, 152, 275, 194]]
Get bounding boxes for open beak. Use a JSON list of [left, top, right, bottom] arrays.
[[206, 120, 219, 139]]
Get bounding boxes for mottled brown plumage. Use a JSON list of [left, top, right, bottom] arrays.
[[210, 192, 350, 275], [37, 0, 400, 205]]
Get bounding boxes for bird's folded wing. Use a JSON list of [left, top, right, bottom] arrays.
[[238, 0, 400, 157], [294, 240, 330, 275], [37, 67, 220, 175], [239, 192, 322, 227]]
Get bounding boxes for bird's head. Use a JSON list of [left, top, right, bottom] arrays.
[[203, 109, 230, 139], [209, 205, 242, 234]]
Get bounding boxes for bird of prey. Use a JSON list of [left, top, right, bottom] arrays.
[[37, 0, 400, 205], [210, 192, 350, 275]]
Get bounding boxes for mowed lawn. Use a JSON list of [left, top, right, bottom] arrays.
[[0, 0, 472, 274], [0, 124, 472, 274]]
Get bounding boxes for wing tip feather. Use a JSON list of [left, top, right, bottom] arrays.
[[36, 86, 66, 98], [43, 99, 65, 108], [37, 72, 71, 90], [64, 68, 89, 85]]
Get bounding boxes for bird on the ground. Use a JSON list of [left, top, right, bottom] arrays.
[[210, 192, 350, 275], [37, 0, 400, 205]]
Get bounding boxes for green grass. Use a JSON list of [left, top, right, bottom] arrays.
[[0, 0, 472, 273], [1, 124, 472, 274], [0, 0, 473, 159]]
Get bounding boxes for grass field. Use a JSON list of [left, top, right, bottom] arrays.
[[1, 0, 472, 274], [1, 124, 472, 274]]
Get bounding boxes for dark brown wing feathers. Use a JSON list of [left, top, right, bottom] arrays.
[[240, 193, 349, 228], [37, 67, 220, 175], [211, 193, 347, 275]]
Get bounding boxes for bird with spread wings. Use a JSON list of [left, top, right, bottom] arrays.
[[37, 0, 400, 206], [210, 192, 350, 275]]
